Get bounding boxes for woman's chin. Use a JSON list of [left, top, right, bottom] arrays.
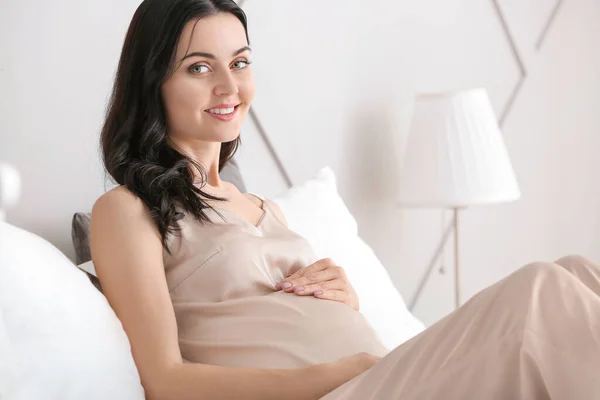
[[213, 131, 241, 144], [192, 125, 239, 143]]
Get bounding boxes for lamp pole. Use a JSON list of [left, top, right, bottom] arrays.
[[453, 207, 461, 309]]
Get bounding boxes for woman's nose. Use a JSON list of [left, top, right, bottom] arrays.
[[214, 70, 239, 96]]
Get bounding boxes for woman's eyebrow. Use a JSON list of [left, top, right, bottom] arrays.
[[180, 46, 252, 61]]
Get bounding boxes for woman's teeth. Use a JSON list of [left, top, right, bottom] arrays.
[[207, 107, 235, 115]]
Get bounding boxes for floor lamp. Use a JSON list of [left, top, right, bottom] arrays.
[[397, 88, 521, 310]]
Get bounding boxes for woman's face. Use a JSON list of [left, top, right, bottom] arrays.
[[162, 13, 255, 145]]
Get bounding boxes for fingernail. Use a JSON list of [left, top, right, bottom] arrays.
[[282, 282, 293, 289], [314, 290, 323, 296], [294, 286, 305, 292]]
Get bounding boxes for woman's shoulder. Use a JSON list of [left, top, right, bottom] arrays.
[[91, 186, 161, 253], [92, 186, 150, 224], [94, 185, 139, 210]]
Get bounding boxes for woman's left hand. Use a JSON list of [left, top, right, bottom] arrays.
[[276, 258, 359, 311]]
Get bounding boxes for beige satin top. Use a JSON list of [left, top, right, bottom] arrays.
[[163, 196, 388, 369]]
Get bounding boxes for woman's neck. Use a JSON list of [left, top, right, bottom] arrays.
[[167, 136, 223, 188]]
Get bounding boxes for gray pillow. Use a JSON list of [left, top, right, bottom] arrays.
[[72, 212, 93, 265], [72, 159, 247, 266], [72, 212, 101, 291]]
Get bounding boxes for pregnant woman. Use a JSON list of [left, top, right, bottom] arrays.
[[90, 0, 600, 399]]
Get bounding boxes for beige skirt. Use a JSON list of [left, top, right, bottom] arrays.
[[322, 255, 600, 400]]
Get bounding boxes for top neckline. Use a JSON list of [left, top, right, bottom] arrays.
[[210, 197, 268, 229]]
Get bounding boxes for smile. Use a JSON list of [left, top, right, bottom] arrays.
[[205, 104, 240, 121]]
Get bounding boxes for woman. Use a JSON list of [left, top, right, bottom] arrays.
[[90, 0, 600, 399]]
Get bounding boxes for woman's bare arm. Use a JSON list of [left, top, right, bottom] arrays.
[[90, 187, 358, 400]]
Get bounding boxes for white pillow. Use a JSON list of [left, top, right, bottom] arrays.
[[0, 222, 144, 400], [272, 167, 425, 350], [0, 307, 17, 398]]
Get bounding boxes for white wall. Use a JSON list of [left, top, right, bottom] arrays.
[[0, 0, 141, 257], [1, 0, 599, 325]]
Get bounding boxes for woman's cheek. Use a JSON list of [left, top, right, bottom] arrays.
[[239, 72, 256, 103]]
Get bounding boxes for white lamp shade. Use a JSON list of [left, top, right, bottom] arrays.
[[398, 88, 520, 208]]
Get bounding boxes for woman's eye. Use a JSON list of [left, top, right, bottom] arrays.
[[190, 64, 209, 74], [232, 60, 251, 70]]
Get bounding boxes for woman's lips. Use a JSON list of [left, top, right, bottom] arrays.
[[205, 105, 239, 122]]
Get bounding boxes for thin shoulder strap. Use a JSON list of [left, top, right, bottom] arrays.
[[246, 192, 265, 201], [252, 196, 287, 226], [246, 192, 267, 211]]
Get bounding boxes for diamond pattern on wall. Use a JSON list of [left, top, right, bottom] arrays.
[[236, 0, 565, 188], [535, 0, 565, 50], [493, 0, 565, 125]]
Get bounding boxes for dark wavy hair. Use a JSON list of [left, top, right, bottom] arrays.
[[101, 0, 249, 249]]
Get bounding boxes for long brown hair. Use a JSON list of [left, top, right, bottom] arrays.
[[100, 0, 248, 249]]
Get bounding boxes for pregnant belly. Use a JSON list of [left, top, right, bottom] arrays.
[[173, 291, 389, 369]]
